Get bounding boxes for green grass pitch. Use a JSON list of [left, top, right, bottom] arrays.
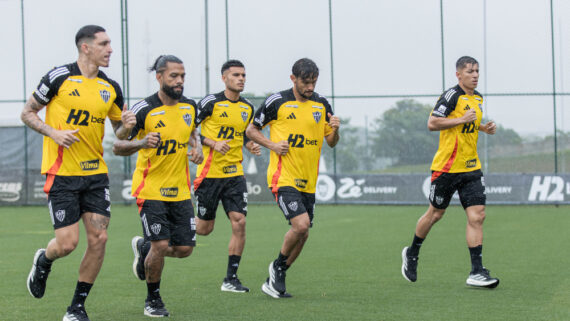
[[1, 204, 568, 320]]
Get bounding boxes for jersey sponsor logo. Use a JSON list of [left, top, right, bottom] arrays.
[[97, 80, 110, 87], [180, 106, 191, 110], [287, 134, 318, 148], [156, 139, 188, 156], [220, 111, 229, 118], [288, 201, 298, 211], [466, 159, 477, 168], [312, 105, 323, 109], [150, 111, 165, 116], [223, 165, 238, 174], [66, 109, 105, 126], [312, 111, 321, 123], [217, 126, 240, 139], [68, 89, 80, 96], [437, 105, 447, 114], [295, 178, 308, 189], [285, 104, 298, 108], [67, 78, 82, 83], [462, 122, 477, 133], [150, 223, 161, 235], [39, 84, 50, 96], [160, 187, 179, 197], [55, 209, 65, 222], [218, 103, 229, 107], [241, 111, 248, 122], [183, 113, 193, 126], [286, 113, 297, 120], [99, 89, 111, 103], [239, 104, 249, 109], [155, 120, 166, 128], [80, 159, 100, 171]]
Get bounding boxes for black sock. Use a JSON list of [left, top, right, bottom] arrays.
[[469, 245, 483, 273], [227, 255, 241, 279], [147, 281, 161, 301], [38, 252, 53, 269], [70, 281, 93, 307], [274, 252, 288, 270], [408, 234, 424, 257]]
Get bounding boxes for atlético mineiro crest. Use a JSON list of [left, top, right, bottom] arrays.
[[99, 90, 110, 103], [312, 111, 321, 123], [151, 223, 161, 235], [183, 113, 192, 127], [55, 210, 65, 222], [241, 111, 248, 122]]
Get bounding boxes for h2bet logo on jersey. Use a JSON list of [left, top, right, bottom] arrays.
[[287, 134, 318, 148]]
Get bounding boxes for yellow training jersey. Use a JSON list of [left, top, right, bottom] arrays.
[[252, 88, 334, 194], [32, 62, 124, 176], [430, 85, 484, 174], [194, 92, 254, 188], [128, 93, 198, 201]]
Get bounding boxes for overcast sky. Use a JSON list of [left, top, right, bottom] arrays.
[[1, 0, 569, 136]]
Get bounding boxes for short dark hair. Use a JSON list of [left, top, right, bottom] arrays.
[[149, 55, 184, 73], [292, 58, 319, 80], [221, 60, 244, 75], [456, 56, 479, 70], [75, 25, 106, 48]]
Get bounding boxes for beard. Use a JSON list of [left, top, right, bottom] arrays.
[[296, 87, 313, 100], [162, 84, 183, 100]]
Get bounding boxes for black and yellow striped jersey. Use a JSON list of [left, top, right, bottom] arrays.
[[252, 88, 334, 194], [32, 62, 124, 176], [128, 93, 198, 201], [430, 85, 484, 174], [194, 91, 254, 189]]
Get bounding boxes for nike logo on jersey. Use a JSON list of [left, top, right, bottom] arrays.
[[287, 113, 296, 120], [68, 89, 80, 96]]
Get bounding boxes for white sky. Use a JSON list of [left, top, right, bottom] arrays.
[[1, 0, 570, 136]]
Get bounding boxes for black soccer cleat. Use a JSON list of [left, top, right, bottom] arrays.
[[261, 278, 292, 299], [27, 248, 51, 298], [466, 268, 500, 288], [63, 304, 90, 321], [401, 247, 418, 282], [221, 277, 250, 293], [131, 236, 146, 281], [144, 297, 170, 317], [268, 261, 287, 293]]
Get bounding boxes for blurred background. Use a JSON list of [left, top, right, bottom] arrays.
[[1, 0, 570, 205]]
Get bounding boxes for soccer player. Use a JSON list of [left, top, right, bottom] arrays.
[[401, 56, 499, 288], [113, 55, 203, 317], [21, 25, 135, 321], [194, 60, 261, 293], [246, 58, 340, 298]]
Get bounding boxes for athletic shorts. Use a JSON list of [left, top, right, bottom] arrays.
[[274, 186, 315, 227], [194, 176, 248, 220], [44, 174, 111, 229], [429, 170, 486, 209], [136, 199, 196, 246]]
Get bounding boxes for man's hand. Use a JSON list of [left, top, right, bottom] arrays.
[[213, 140, 231, 155], [141, 132, 161, 148], [462, 109, 477, 123], [328, 113, 340, 130], [51, 128, 80, 149], [246, 141, 261, 156], [482, 121, 497, 135], [271, 140, 289, 156], [121, 105, 136, 130], [188, 147, 204, 164]]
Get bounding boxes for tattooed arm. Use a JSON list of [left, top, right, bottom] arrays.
[[21, 96, 80, 148]]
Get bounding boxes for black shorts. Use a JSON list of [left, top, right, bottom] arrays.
[[44, 174, 111, 229], [194, 176, 248, 220], [274, 186, 315, 227], [429, 170, 486, 209], [136, 199, 196, 246]]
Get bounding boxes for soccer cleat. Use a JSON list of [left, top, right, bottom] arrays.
[[27, 248, 51, 298], [261, 278, 292, 299], [63, 304, 90, 321], [221, 277, 250, 293], [144, 298, 170, 317], [466, 268, 500, 288], [131, 236, 146, 281], [401, 247, 418, 282], [268, 261, 287, 293]]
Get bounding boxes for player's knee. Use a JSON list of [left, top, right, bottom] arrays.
[[59, 239, 79, 256], [87, 230, 108, 249], [471, 210, 486, 225], [175, 246, 193, 258], [291, 217, 310, 235], [196, 222, 214, 235]]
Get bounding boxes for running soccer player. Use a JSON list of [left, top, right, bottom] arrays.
[[22, 25, 135, 321], [194, 60, 261, 293], [401, 56, 499, 288], [246, 58, 340, 298], [113, 55, 203, 317]]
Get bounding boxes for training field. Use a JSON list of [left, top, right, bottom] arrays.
[[1, 204, 568, 320]]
